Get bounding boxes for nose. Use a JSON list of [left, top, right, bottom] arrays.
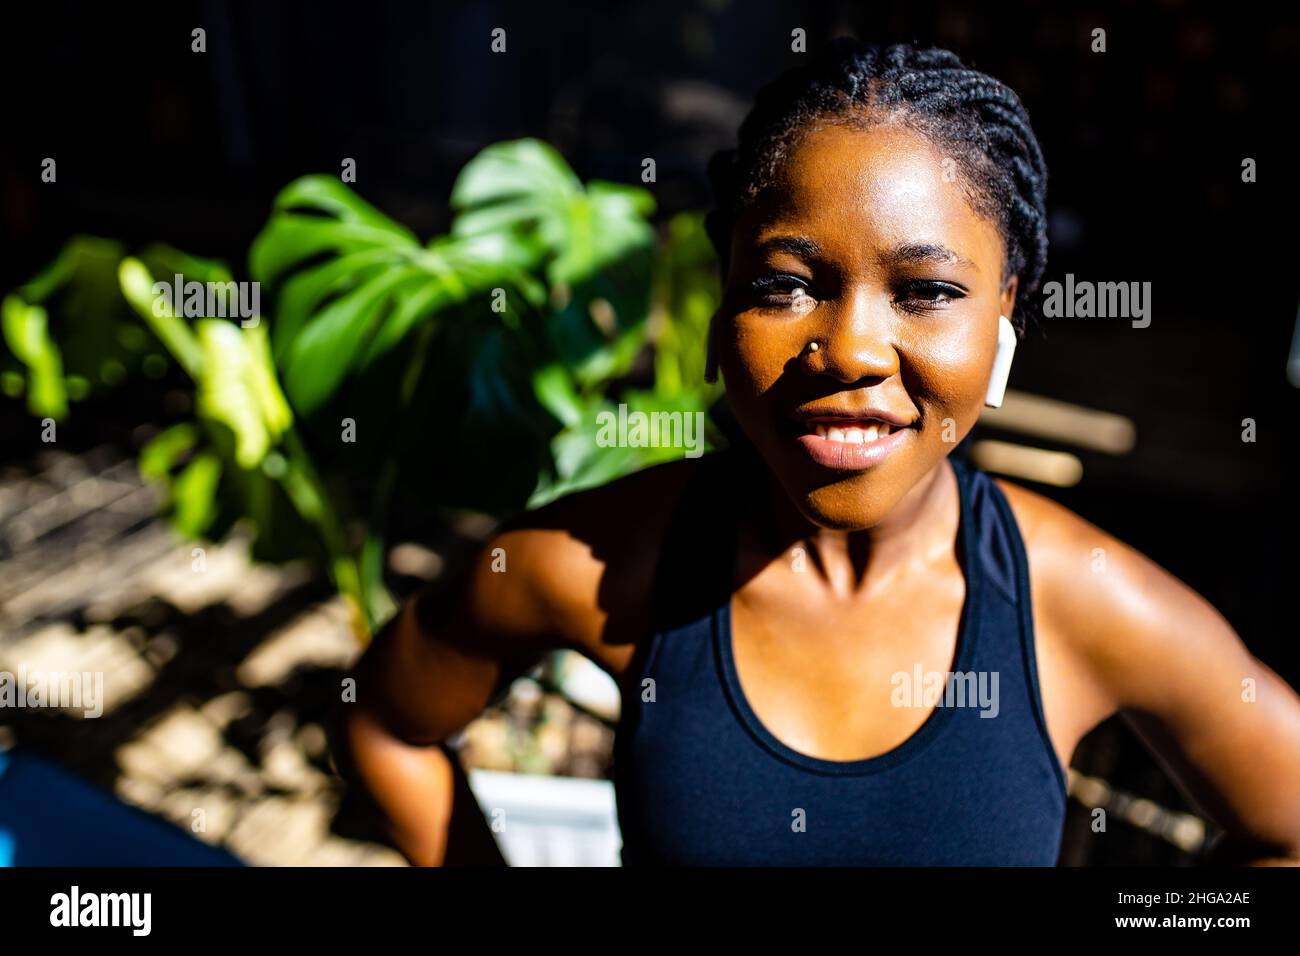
[[807, 287, 899, 384]]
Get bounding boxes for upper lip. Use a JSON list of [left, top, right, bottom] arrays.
[[790, 405, 916, 428]]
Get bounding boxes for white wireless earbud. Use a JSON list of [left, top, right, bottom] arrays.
[[984, 315, 1016, 408]]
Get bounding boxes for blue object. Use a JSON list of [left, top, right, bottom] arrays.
[[0, 748, 243, 866], [613, 450, 1068, 865]]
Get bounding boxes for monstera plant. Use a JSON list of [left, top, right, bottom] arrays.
[[2, 139, 723, 640]]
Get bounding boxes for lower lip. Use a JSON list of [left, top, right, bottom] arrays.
[[793, 426, 912, 470]]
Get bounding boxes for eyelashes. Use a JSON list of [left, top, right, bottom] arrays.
[[895, 280, 968, 314], [746, 274, 968, 313], [747, 274, 817, 314], [749, 274, 810, 301]]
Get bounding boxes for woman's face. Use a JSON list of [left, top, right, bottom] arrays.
[[716, 121, 1018, 531]]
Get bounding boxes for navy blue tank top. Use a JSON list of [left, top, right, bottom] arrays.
[[612, 448, 1068, 865]]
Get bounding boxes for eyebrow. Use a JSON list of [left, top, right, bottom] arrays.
[[883, 242, 978, 271], [755, 235, 822, 258], [754, 235, 979, 271]]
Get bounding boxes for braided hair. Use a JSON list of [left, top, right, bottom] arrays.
[[704, 40, 1049, 382]]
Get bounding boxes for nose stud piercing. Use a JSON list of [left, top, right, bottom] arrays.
[[807, 341, 820, 353]]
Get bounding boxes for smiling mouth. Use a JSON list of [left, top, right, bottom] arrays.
[[788, 416, 915, 470]]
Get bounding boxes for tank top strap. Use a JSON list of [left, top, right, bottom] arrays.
[[954, 456, 1068, 796], [954, 457, 1022, 608]]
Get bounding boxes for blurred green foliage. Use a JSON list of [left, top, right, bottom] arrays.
[[2, 139, 724, 640]]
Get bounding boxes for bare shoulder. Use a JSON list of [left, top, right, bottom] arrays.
[[991, 479, 1300, 858], [991, 475, 1252, 710], [456, 454, 710, 671]]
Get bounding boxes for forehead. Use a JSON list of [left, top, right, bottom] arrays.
[[736, 122, 1004, 271]]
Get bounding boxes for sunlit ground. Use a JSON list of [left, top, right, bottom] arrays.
[[0, 444, 617, 866]]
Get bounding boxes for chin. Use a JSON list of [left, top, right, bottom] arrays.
[[766, 458, 912, 532], [809, 479, 909, 529]]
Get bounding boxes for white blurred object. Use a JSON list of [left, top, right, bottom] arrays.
[[551, 650, 621, 722], [467, 769, 622, 866], [979, 389, 1136, 454], [971, 440, 1084, 487]]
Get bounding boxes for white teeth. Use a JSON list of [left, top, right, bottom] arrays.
[[810, 421, 894, 443]]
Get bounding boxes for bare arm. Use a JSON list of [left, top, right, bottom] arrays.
[[334, 522, 594, 865], [331, 457, 691, 865], [1030, 494, 1300, 865]]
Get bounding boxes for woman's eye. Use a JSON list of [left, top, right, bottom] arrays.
[[750, 275, 817, 311], [896, 280, 967, 311]]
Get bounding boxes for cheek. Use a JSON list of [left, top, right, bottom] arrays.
[[724, 314, 800, 393], [902, 321, 997, 420], [899, 325, 998, 444]]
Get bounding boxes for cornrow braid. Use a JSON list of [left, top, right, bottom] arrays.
[[704, 39, 1049, 382]]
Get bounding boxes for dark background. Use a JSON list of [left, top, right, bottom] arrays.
[[3, 0, 1298, 865]]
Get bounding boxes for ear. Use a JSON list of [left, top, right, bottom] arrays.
[[999, 275, 1020, 330]]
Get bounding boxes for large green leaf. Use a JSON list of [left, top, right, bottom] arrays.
[[196, 319, 293, 469], [651, 212, 723, 398], [531, 362, 584, 430], [270, 176, 417, 233], [449, 139, 584, 212], [252, 175, 546, 416], [171, 451, 222, 538], [450, 139, 656, 288], [448, 142, 659, 394], [527, 394, 639, 509], [268, 248, 395, 360], [119, 258, 205, 378], [139, 423, 201, 483], [249, 217, 417, 288], [1, 296, 67, 418], [278, 266, 421, 414], [527, 384, 721, 509]]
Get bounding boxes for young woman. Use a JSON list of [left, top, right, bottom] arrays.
[[337, 41, 1300, 866]]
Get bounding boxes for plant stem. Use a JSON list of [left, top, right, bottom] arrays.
[[360, 459, 399, 634], [278, 427, 370, 642]]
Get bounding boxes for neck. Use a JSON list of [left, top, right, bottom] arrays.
[[752, 456, 959, 598]]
